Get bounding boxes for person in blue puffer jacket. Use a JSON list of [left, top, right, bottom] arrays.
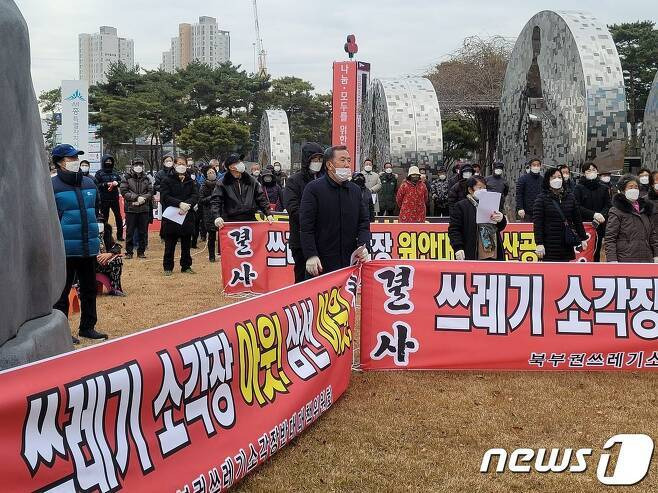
[[51, 144, 108, 343]]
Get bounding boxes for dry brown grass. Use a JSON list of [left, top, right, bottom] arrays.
[[70, 232, 658, 492]]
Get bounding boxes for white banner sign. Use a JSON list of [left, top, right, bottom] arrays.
[[61, 80, 89, 156]]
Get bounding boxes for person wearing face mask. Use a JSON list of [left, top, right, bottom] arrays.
[[154, 154, 176, 241], [51, 144, 108, 342], [79, 160, 98, 185], [261, 169, 284, 212], [558, 165, 574, 193], [647, 171, 658, 232], [430, 167, 450, 217], [251, 163, 262, 181], [95, 154, 124, 241], [637, 168, 652, 198], [299, 145, 371, 277], [485, 162, 509, 211], [352, 171, 375, 221], [284, 143, 325, 283], [532, 167, 587, 262], [605, 175, 658, 263], [362, 158, 382, 215], [119, 158, 153, 259], [209, 153, 273, 231], [272, 161, 288, 188], [378, 162, 398, 216], [472, 164, 482, 176], [397, 166, 429, 223], [448, 176, 507, 260], [573, 162, 611, 262], [516, 158, 543, 221], [160, 159, 199, 275], [447, 163, 474, 215], [190, 160, 206, 248], [199, 165, 220, 262]]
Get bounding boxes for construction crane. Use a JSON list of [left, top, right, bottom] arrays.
[[252, 0, 267, 77]]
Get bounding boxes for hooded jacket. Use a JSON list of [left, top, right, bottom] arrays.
[[605, 194, 658, 263], [120, 169, 154, 214], [209, 171, 270, 223], [261, 171, 284, 211], [283, 142, 324, 249], [95, 154, 122, 202]]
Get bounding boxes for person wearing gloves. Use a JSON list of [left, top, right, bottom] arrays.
[[209, 153, 273, 233], [430, 168, 450, 217], [95, 154, 124, 241], [485, 162, 509, 211], [199, 165, 219, 262], [532, 167, 587, 262], [120, 158, 153, 259], [299, 145, 371, 277], [362, 158, 382, 215], [447, 163, 474, 215], [160, 160, 199, 275], [51, 144, 108, 342], [516, 158, 543, 221], [352, 171, 376, 221], [605, 175, 658, 263], [573, 162, 611, 262], [397, 166, 429, 223], [637, 168, 652, 198], [261, 169, 284, 212], [378, 162, 398, 216], [448, 176, 507, 261], [284, 142, 325, 283]]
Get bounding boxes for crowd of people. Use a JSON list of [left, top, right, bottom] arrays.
[[48, 141, 658, 342]]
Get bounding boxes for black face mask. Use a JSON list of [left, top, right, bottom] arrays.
[[410, 177, 420, 184], [264, 177, 273, 185], [353, 178, 365, 187]]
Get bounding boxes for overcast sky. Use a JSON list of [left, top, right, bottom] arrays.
[[14, 0, 656, 98]]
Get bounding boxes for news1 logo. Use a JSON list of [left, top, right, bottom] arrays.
[[481, 434, 654, 485]]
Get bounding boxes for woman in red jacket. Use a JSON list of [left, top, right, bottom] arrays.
[[396, 166, 428, 223]]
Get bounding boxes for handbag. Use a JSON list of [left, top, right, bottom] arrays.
[[551, 199, 581, 247]]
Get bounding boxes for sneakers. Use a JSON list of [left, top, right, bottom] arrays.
[[182, 268, 196, 274], [137, 253, 146, 259], [125, 253, 133, 259], [79, 328, 109, 340], [164, 270, 173, 276]]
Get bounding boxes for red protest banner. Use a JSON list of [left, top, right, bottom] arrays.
[[332, 61, 357, 168], [360, 260, 658, 371], [219, 222, 597, 294], [0, 267, 358, 492]]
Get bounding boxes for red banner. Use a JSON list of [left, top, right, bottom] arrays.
[[332, 60, 357, 168], [219, 222, 597, 294], [0, 267, 358, 491], [360, 260, 658, 371]]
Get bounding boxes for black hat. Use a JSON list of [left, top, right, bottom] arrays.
[[225, 153, 241, 166], [494, 162, 504, 170]]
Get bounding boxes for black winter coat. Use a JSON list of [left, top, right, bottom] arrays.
[[199, 179, 218, 231], [516, 172, 542, 218], [299, 174, 371, 274], [448, 197, 507, 260], [154, 167, 173, 193], [119, 171, 153, 214], [532, 189, 587, 261], [573, 177, 611, 237], [95, 155, 122, 202], [448, 180, 469, 215], [209, 171, 270, 224], [283, 168, 320, 249], [160, 174, 199, 236]]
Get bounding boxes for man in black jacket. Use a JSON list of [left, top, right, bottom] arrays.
[[283, 142, 324, 283], [95, 154, 124, 240], [120, 158, 153, 258], [574, 162, 611, 262], [209, 153, 273, 228], [516, 158, 543, 221], [299, 145, 371, 277], [447, 163, 474, 215]]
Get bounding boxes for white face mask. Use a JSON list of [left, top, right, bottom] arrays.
[[364, 165, 372, 172], [494, 169, 503, 176], [234, 162, 246, 173], [473, 189, 485, 200], [175, 165, 187, 174], [550, 178, 563, 190], [207, 172, 217, 181], [585, 171, 597, 180], [462, 172, 472, 180], [625, 188, 640, 201], [274, 165, 281, 172], [562, 174, 570, 181], [80, 165, 90, 173], [133, 166, 143, 174], [64, 160, 80, 172], [190, 174, 196, 180], [385, 168, 392, 174], [309, 161, 322, 173], [639, 176, 650, 185], [253, 170, 260, 176], [601, 176, 611, 183], [164, 160, 173, 168], [334, 167, 352, 182], [531, 166, 541, 174], [438, 174, 446, 180]]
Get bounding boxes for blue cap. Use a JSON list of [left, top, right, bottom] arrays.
[[51, 144, 84, 158]]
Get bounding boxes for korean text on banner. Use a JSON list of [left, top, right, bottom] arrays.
[[360, 260, 658, 371], [0, 267, 359, 492]]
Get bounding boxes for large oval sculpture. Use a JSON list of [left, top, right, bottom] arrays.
[[497, 10, 627, 177], [258, 109, 291, 173], [642, 71, 658, 167], [360, 77, 442, 170]]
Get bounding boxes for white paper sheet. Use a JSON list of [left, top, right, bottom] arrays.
[[162, 206, 186, 225], [476, 191, 502, 224]]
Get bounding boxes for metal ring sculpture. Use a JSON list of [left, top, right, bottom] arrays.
[[258, 109, 291, 172]]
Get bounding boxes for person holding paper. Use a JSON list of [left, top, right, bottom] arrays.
[[448, 176, 507, 261], [160, 161, 199, 275]]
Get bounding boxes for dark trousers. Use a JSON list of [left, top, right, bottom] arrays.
[[126, 212, 150, 254], [594, 225, 605, 262], [163, 234, 192, 271], [101, 200, 124, 239], [208, 231, 217, 260], [53, 257, 97, 331], [291, 246, 306, 284], [380, 208, 396, 216]]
